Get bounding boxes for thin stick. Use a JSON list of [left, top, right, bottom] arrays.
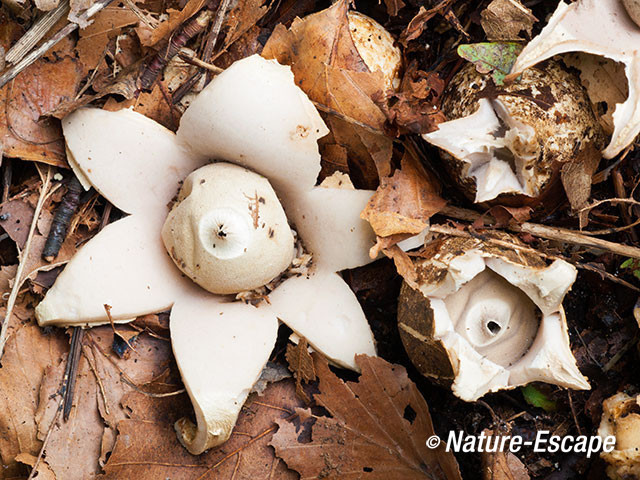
[[202, 0, 232, 62], [441, 205, 640, 260], [178, 48, 223, 73], [0, 0, 116, 89], [63, 327, 84, 421], [0, 166, 52, 360], [81, 343, 110, 416], [5, 0, 70, 65]]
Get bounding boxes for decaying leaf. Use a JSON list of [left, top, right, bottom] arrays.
[[75, 6, 140, 76], [285, 338, 315, 402], [361, 150, 445, 238], [28, 325, 175, 479], [0, 54, 82, 167], [0, 311, 67, 478], [100, 379, 302, 479], [481, 429, 530, 480], [383, 0, 405, 17], [386, 61, 446, 135], [457, 42, 523, 86], [271, 354, 461, 479], [399, 0, 454, 46], [480, 0, 537, 41]]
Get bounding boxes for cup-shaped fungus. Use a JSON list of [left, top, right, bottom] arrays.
[[398, 234, 589, 401], [423, 60, 603, 205], [34, 55, 421, 454], [598, 392, 640, 479]]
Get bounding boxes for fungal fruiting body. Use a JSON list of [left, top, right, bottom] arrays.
[[347, 11, 402, 91], [510, 0, 640, 159], [162, 163, 295, 294], [424, 60, 603, 205], [397, 234, 589, 401], [598, 392, 640, 479], [34, 55, 400, 454]]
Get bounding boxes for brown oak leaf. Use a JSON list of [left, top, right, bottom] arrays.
[[271, 354, 461, 479], [99, 379, 303, 479]]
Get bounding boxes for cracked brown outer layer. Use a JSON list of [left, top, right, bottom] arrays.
[[398, 281, 455, 383], [397, 233, 548, 381], [439, 60, 605, 206]]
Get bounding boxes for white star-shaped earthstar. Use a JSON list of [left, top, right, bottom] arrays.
[[35, 55, 418, 455]]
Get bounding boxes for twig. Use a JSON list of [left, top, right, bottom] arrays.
[[63, 327, 84, 421], [0, 0, 116, 89], [202, 0, 232, 62], [578, 197, 640, 214], [567, 391, 583, 436], [441, 205, 640, 260], [5, 0, 70, 65], [429, 223, 640, 291], [42, 176, 84, 262], [178, 48, 224, 73], [0, 165, 52, 360], [139, 10, 213, 91], [81, 344, 110, 416], [612, 169, 638, 242], [2, 157, 11, 203]]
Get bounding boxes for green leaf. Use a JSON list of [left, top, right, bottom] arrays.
[[457, 42, 523, 86], [621, 258, 640, 281], [521, 385, 557, 412]]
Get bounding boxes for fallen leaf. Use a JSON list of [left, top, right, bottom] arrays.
[[0, 312, 67, 478], [99, 379, 302, 479], [285, 338, 315, 402], [361, 150, 445, 238], [0, 55, 82, 167], [480, 428, 530, 480], [510, 0, 640, 159], [75, 6, 140, 75], [219, 0, 269, 53], [399, 1, 454, 46], [383, 0, 405, 17], [271, 354, 461, 479], [0, 200, 34, 248], [136, 0, 206, 47], [33, 327, 175, 479], [457, 42, 523, 86], [386, 61, 446, 135], [480, 0, 537, 41]]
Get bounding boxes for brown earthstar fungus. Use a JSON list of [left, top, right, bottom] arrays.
[[423, 60, 604, 205], [33, 55, 433, 455], [510, 0, 640, 160], [397, 234, 589, 401]]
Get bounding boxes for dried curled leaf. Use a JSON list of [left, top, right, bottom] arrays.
[[271, 354, 461, 480], [480, 0, 537, 41], [361, 150, 445, 238]]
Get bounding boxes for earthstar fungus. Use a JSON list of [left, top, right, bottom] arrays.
[[35, 55, 389, 454], [397, 234, 589, 401], [598, 392, 640, 479]]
